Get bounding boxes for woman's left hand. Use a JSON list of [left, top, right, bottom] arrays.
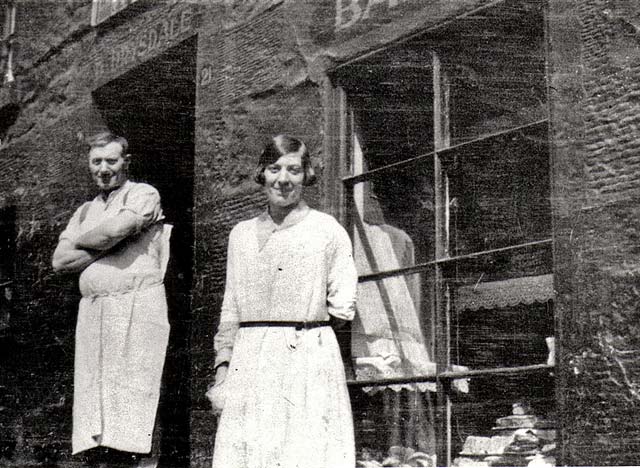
[[205, 381, 226, 416]]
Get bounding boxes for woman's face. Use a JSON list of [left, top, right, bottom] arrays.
[[263, 152, 305, 209]]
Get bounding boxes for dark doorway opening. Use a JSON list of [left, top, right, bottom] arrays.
[[92, 36, 196, 467]]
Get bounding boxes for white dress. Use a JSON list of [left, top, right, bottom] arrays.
[[212, 203, 357, 468]]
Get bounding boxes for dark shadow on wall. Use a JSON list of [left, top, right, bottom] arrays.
[[92, 36, 197, 468]]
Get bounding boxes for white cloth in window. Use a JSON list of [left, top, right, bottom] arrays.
[[353, 222, 468, 393]]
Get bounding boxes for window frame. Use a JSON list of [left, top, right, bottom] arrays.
[[324, 6, 555, 466]]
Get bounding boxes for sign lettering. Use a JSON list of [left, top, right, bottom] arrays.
[[93, 7, 193, 81], [335, 0, 410, 31]]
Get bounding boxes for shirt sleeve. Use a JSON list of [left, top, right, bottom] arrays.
[[213, 226, 240, 368], [58, 203, 89, 242], [326, 220, 358, 321], [120, 183, 164, 232]]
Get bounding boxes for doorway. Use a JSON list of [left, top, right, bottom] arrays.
[[92, 36, 197, 467]]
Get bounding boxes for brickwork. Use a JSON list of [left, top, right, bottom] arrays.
[[549, 0, 640, 465], [580, 0, 640, 203], [0, 2, 204, 466]]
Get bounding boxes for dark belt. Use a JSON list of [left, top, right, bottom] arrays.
[[239, 320, 330, 331]]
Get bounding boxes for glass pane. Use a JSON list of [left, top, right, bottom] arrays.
[[353, 272, 438, 384], [449, 238, 553, 285], [352, 386, 439, 467], [451, 372, 556, 467], [434, 2, 547, 145], [338, 48, 434, 172], [353, 271, 472, 387], [454, 300, 554, 370], [444, 124, 551, 257], [448, 248, 555, 370], [351, 161, 435, 275]]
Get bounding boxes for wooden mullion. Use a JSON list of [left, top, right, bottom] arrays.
[[433, 50, 453, 467], [346, 363, 555, 388], [336, 85, 348, 225], [341, 119, 549, 186], [342, 149, 435, 185], [354, 239, 552, 285], [323, 80, 346, 222], [439, 363, 554, 380], [436, 238, 552, 265]]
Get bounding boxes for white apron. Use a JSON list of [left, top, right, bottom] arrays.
[[72, 224, 172, 454]]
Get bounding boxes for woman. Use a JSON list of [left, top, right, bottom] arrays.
[[207, 134, 358, 468]]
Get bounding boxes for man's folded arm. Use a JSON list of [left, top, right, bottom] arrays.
[[74, 210, 142, 251], [51, 238, 102, 273]]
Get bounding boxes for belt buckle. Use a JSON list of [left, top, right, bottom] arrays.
[[295, 322, 308, 331]]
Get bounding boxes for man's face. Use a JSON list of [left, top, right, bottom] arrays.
[[88, 141, 129, 193]]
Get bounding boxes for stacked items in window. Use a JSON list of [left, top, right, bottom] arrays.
[[453, 402, 556, 467], [357, 445, 436, 467]]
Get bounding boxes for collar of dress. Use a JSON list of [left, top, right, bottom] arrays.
[[255, 201, 311, 251]]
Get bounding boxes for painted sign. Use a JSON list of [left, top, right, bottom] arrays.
[[91, 0, 140, 26], [292, 0, 496, 64], [334, 0, 417, 31], [301, 0, 426, 44], [92, 6, 194, 83]]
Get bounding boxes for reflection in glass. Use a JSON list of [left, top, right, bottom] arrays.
[[351, 167, 435, 274], [340, 48, 434, 173], [351, 270, 469, 467], [351, 174, 441, 384], [352, 272, 431, 386]]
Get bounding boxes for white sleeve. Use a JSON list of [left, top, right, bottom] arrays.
[[326, 221, 358, 321], [213, 226, 240, 368]]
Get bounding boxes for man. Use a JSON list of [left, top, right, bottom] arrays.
[[52, 131, 171, 466]]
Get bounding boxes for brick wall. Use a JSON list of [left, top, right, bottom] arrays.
[[0, 2, 97, 462], [550, 0, 640, 464], [0, 1, 197, 466]]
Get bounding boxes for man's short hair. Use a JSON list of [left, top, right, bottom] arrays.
[[86, 131, 129, 155]]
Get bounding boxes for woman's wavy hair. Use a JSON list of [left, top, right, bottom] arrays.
[[253, 134, 317, 186]]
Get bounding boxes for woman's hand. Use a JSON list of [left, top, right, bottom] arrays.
[[214, 363, 228, 383], [206, 363, 229, 416]]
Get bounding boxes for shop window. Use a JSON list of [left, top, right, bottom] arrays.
[[328, 1, 555, 466]]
